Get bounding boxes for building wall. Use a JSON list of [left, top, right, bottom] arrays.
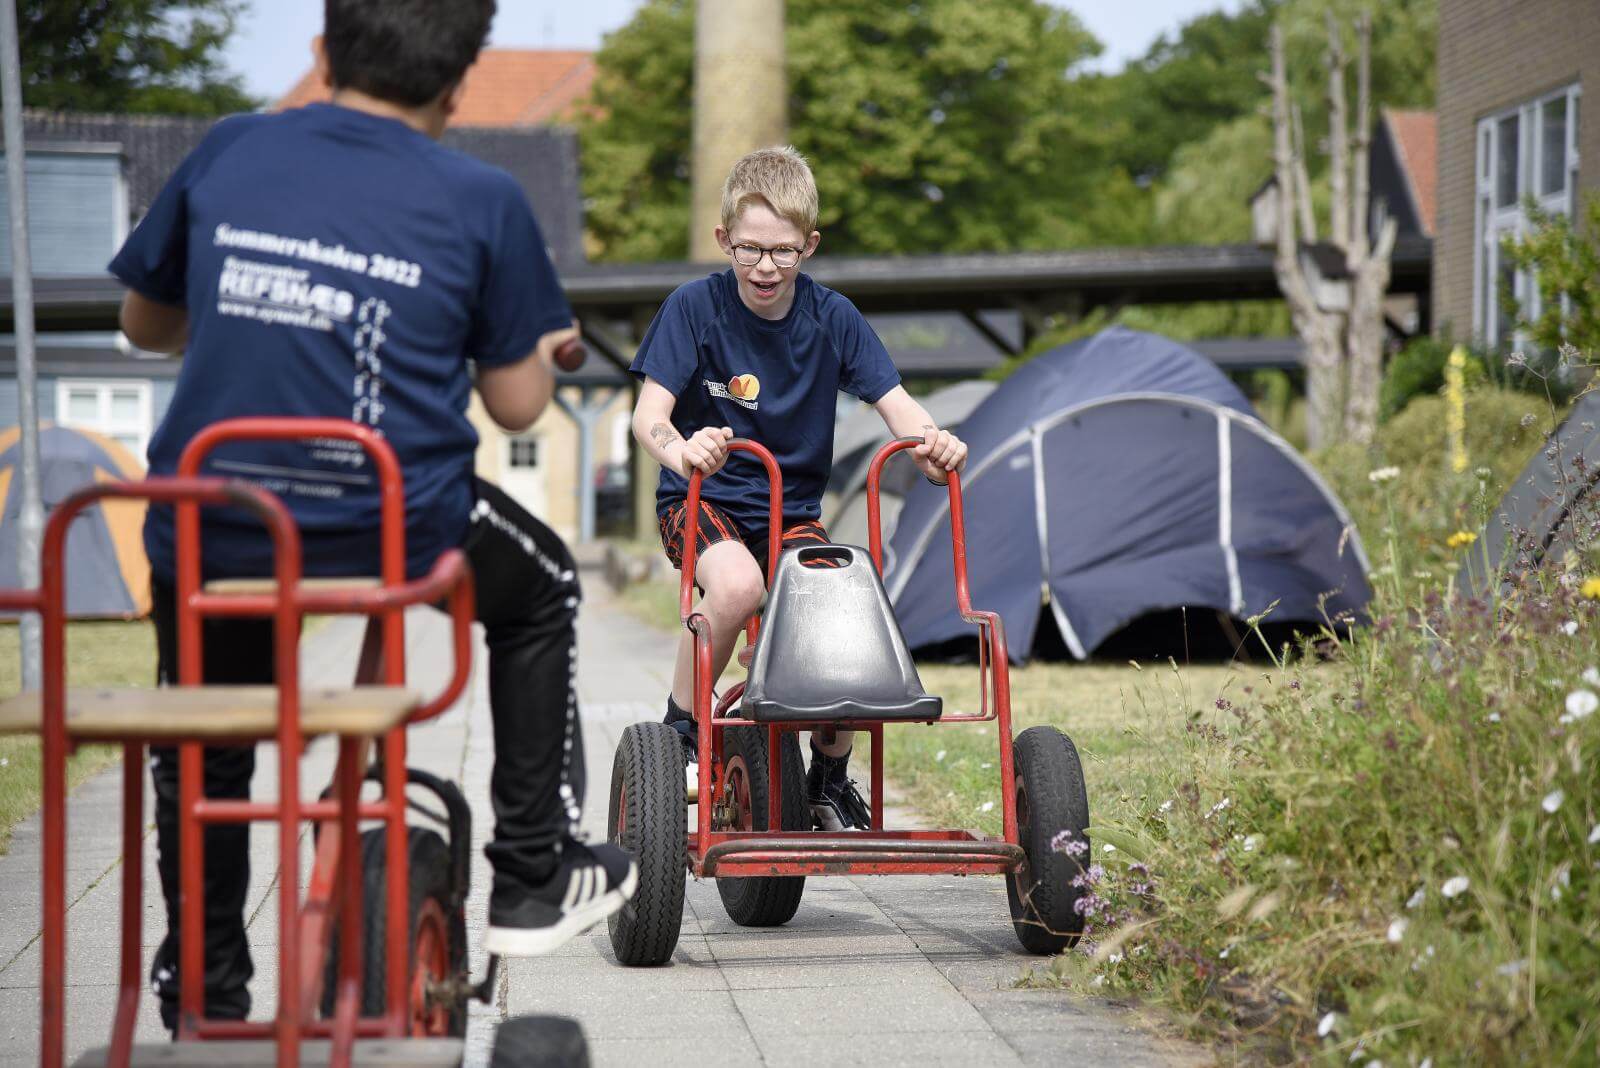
[[469, 386, 632, 544], [1435, 0, 1600, 340]]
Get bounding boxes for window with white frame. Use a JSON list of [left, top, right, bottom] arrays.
[[55, 380, 153, 456], [1475, 83, 1581, 347]]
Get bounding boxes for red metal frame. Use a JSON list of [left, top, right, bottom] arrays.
[[679, 437, 1021, 879], [18, 418, 476, 1068]]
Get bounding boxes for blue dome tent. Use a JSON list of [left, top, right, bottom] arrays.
[[882, 328, 1371, 662]]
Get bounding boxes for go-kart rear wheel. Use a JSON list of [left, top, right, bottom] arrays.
[[1005, 725, 1090, 955], [321, 825, 467, 1035], [491, 1014, 589, 1067], [716, 725, 807, 927], [606, 722, 686, 966]]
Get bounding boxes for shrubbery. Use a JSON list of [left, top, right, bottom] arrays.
[[1041, 379, 1600, 1065]]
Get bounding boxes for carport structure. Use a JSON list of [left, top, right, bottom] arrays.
[[3, 236, 1431, 539]]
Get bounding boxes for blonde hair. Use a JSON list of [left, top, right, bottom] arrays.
[[721, 145, 818, 235]]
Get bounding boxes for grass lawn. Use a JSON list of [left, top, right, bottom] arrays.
[[616, 572, 1261, 836], [0, 621, 157, 854]]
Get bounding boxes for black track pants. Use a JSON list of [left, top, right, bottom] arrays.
[[148, 478, 583, 1030]]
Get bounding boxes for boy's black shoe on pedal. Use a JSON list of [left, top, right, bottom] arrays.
[[807, 743, 871, 831]]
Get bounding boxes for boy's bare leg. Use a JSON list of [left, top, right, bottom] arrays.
[[670, 540, 766, 709]]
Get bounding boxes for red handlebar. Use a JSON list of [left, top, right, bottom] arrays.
[[680, 438, 782, 623], [864, 437, 973, 616]]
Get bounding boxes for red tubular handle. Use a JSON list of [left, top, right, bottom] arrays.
[[864, 437, 972, 616], [680, 438, 783, 623]]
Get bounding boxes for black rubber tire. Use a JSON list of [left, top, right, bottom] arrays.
[[490, 1014, 590, 1068], [1005, 725, 1091, 955], [606, 722, 687, 966], [715, 725, 807, 927], [321, 825, 467, 1035]]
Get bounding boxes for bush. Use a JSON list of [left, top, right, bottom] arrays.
[[1379, 336, 1485, 421], [1037, 375, 1600, 1064]]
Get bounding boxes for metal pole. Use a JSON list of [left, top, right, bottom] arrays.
[[1, 0, 44, 690]]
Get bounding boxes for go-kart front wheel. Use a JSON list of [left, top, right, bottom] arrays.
[[606, 722, 686, 966], [715, 725, 807, 927], [1005, 725, 1090, 955]]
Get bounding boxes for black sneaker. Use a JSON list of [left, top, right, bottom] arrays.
[[807, 744, 871, 831], [485, 840, 638, 956], [666, 696, 699, 796]]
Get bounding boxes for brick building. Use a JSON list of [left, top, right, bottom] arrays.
[[1435, 0, 1598, 345]]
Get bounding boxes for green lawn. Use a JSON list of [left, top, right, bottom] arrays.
[[615, 572, 1259, 836], [0, 621, 157, 854]]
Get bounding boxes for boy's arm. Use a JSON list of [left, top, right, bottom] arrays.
[[476, 321, 579, 433], [872, 385, 969, 485], [119, 292, 189, 354], [631, 377, 734, 477]]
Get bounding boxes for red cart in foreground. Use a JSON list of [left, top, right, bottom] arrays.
[[606, 437, 1091, 965], [0, 418, 582, 1067]]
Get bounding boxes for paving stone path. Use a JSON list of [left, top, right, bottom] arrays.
[[0, 580, 1205, 1067]]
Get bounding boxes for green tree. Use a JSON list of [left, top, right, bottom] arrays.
[[581, 0, 1134, 261], [1107, 0, 1279, 185], [1501, 197, 1600, 358], [21, 0, 256, 116]]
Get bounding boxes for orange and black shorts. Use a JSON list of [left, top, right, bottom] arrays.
[[657, 498, 836, 579]]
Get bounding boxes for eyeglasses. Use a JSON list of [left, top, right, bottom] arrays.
[[729, 243, 803, 269]]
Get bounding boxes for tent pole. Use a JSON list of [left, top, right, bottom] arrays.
[[1, 0, 43, 689]]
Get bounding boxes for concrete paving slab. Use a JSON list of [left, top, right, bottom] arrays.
[[0, 580, 1208, 1068]]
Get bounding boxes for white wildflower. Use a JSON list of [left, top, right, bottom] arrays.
[[1219, 944, 1232, 959], [1421, 1058, 1434, 1068], [1487, 712, 1502, 723], [1102, 843, 1116, 854], [1561, 620, 1579, 636], [1317, 1011, 1339, 1037], [1542, 789, 1564, 813], [979, 800, 994, 813], [1564, 689, 1597, 720], [1090, 974, 1105, 988], [1496, 958, 1528, 977], [934, 749, 946, 762], [1441, 876, 1470, 899], [1243, 835, 1260, 852], [1582, 666, 1600, 687], [1108, 952, 1123, 964], [1386, 918, 1408, 943], [1405, 887, 1426, 909], [1589, 824, 1600, 845], [1474, 467, 1492, 478], [1368, 466, 1400, 484], [979, 762, 992, 770], [1158, 799, 1173, 813]]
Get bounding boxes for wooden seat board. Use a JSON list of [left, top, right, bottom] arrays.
[[73, 1038, 463, 1067], [0, 685, 420, 740], [204, 576, 381, 595]]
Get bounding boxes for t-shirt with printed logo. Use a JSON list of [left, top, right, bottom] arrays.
[[110, 103, 572, 580], [628, 269, 900, 532]]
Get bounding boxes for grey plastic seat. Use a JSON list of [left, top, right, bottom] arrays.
[[742, 544, 942, 723]]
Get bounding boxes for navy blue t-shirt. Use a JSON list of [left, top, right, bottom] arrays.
[[629, 270, 899, 531], [110, 103, 571, 580]]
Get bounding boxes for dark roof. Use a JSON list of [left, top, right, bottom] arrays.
[[560, 237, 1433, 318], [440, 125, 584, 266], [17, 109, 586, 267]]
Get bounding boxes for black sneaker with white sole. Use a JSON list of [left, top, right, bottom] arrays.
[[807, 744, 872, 830], [485, 840, 638, 956]]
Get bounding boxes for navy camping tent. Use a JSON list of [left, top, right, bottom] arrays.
[[881, 328, 1371, 661]]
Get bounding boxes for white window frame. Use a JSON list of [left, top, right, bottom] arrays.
[[1474, 83, 1581, 347], [55, 379, 154, 456], [504, 434, 540, 470]]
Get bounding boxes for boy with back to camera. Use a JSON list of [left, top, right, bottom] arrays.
[[630, 147, 968, 830], [110, 0, 635, 1031]]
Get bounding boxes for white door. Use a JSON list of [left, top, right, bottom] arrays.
[[501, 433, 549, 520]]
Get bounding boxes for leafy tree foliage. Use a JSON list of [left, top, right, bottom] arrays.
[[1501, 198, 1600, 359], [21, 0, 256, 116], [581, 0, 1132, 260]]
